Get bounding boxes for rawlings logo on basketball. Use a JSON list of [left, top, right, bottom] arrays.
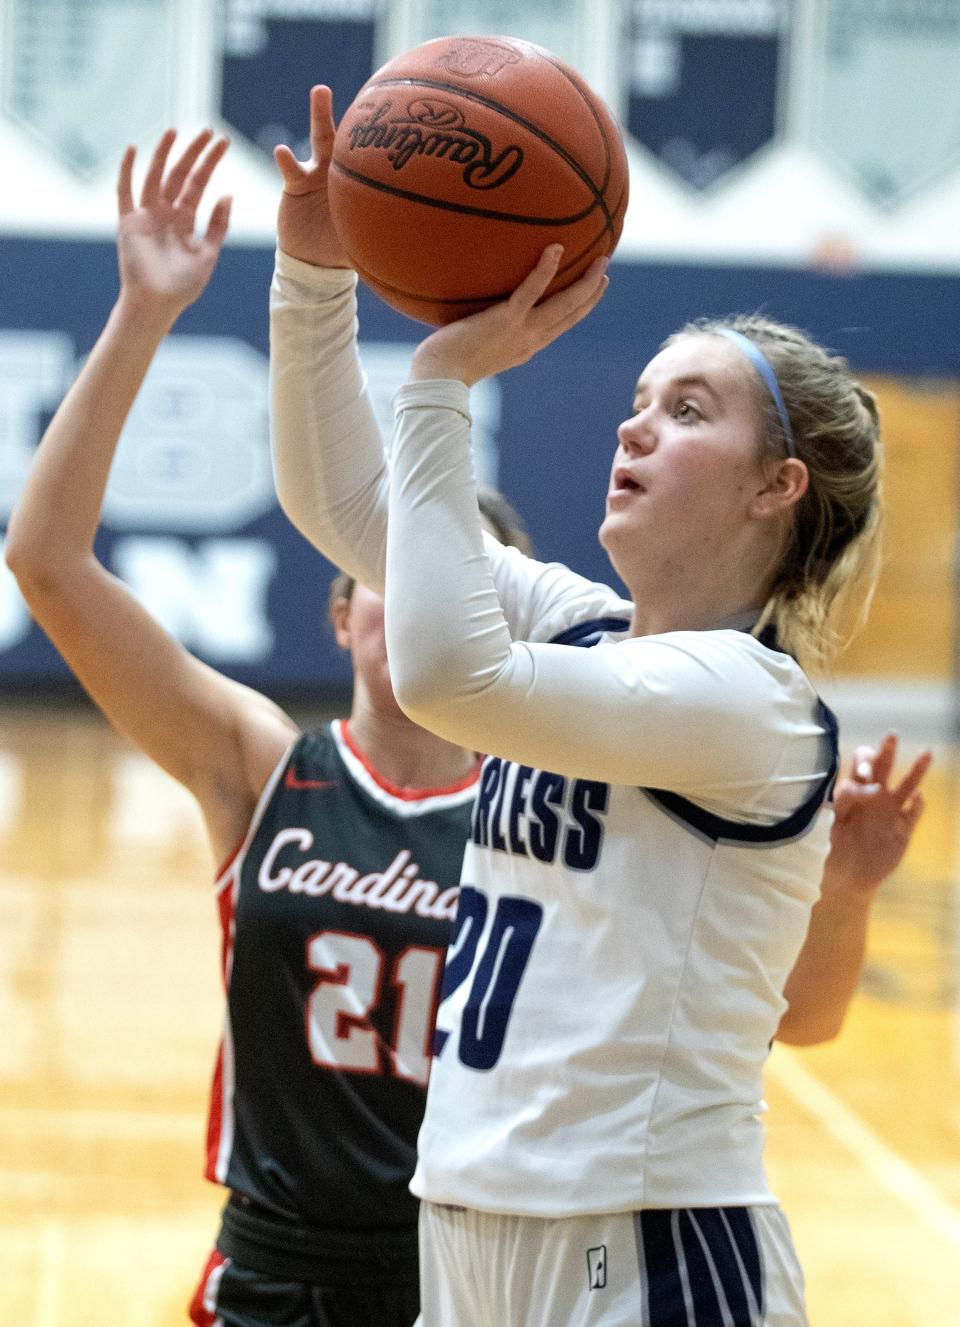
[[435, 39, 522, 78], [346, 98, 523, 190]]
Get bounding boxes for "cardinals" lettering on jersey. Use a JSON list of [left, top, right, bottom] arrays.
[[257, 836, 459, 920]]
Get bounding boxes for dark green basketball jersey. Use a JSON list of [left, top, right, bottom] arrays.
[[204, 720, 478, 1231]]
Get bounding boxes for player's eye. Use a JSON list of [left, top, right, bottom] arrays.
[[676, 400, 702, 422]]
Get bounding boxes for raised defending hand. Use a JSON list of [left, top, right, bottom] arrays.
[[116, 129, 231, 326], [825, 733, 931, 896], [410, 244, 609, 387], [275, 84, 352, 268]]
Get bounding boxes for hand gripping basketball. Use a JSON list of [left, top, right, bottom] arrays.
[[410, 244, 609, 387]]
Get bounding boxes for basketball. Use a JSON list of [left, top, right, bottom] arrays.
[[327, 34, 630, 325]]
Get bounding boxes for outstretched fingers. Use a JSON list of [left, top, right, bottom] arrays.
[[273, 142, 302, 186], [275, 84, 335, 188], [162, 128, 215, 203], [310, 83, 337, 165], [871, 731, 898, 785], [892, 749, 933, 807], [852, 737, 887, 784], [902, 791, 926, 833], [203, 194, 233, 253], [175, 134, 230, 220], [117, 145, 137, 215], [140, 128, 177, 207]]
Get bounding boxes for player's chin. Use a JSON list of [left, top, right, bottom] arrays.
[[599, 508, 649, 573], [598, 507, 631, 550]]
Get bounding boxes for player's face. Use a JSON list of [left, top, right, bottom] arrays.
[[333, 584, 405, 719], [599, 334, 769, 581]]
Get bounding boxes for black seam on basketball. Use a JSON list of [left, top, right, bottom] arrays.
[[555, 213, 621, 278], [542, 55, 617, 198], [331, 159, 601, 226], [357, 75, 615, 232]]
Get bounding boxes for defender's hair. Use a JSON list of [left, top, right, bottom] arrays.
[[327, 486, 534, 624], [665, 314, 882, 669]]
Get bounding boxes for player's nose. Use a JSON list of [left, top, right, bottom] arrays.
[[617, 410, 656, 455]]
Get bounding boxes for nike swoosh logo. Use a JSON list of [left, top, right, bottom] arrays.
[[284, 769, 338, 791]]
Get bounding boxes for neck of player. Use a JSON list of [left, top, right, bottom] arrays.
[[622, 543, 774, 640], [348, 687, 478, 790]]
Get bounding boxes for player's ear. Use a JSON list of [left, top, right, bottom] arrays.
[[750, 457, 808, 520], [330, 595, 352, 649]]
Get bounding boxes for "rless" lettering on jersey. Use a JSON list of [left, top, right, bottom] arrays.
[[469, 757, 609, 871]]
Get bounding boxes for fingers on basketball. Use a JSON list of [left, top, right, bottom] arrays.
[[507, 246, 564, 315], [538, 254, 610, 337]]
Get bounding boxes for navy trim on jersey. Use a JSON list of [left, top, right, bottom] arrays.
[[553, 614, 838, 847], [635, 1207, 764, 1326], [644, 699, 838, 846], [548, 616, 630, 648]]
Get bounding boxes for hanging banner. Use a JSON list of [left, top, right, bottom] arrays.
[[1, 0, 176, 178], [217, 0, 380, 158], [624, 0, 794, 190], [805, 0, 960, 208]]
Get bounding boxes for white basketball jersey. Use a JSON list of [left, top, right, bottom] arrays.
[[412, 598, 837, 1217]]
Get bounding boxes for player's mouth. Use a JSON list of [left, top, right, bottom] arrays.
[[608, 467, 646, 503]]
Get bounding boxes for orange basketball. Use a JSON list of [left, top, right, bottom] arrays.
[[328, 35, 630, 325]]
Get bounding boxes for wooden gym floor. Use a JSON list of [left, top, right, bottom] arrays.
[[1, 701, 957, 1326]]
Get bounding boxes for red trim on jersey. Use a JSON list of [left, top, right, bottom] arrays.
[[340, 720, 481, 801], [283, 767, 338, 791], [215, 868, 237, 985], [214, 834, 245, 883], [188, 1246, 229, 1327], [204, 1043, 224, 1184], [205, 868, 238, 1184]]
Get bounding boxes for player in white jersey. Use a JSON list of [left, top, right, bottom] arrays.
[[267, 89, 916, 1327]]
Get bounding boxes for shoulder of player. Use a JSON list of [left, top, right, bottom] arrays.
[[614, 628, 815, 706], [495, 548, 631, 643]]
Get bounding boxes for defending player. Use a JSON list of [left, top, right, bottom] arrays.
[[3, 129, 527, 1327]]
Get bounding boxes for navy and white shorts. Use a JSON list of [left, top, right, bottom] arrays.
[[417, 1201, 807, 1326]]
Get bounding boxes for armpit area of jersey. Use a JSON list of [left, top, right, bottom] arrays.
[[217, 1193, 419, 1284]]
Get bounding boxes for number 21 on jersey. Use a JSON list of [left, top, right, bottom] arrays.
[[305, 932, 443, 1087]]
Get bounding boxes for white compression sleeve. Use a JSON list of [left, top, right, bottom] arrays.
[[385, 382, 826, 803], [269, 249, 388, 591], [269, 250, 633, 638]]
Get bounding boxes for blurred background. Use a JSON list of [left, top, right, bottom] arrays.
[[0, 2, 958, 1324]]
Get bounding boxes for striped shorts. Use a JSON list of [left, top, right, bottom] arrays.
[[417, 1201, 808, 1326]]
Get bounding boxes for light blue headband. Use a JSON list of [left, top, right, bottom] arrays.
[[716, 328, 796, 458]]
